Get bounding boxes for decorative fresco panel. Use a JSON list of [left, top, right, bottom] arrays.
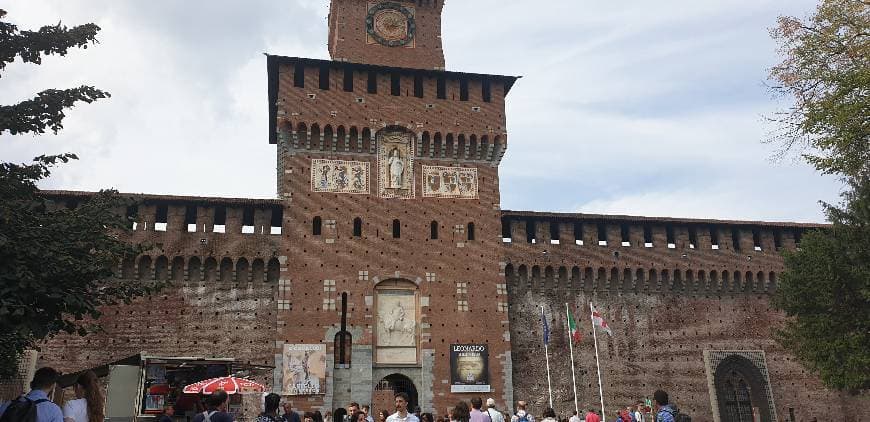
[[282, 343, 326, 395], [422, 165, 479, 199], [377, 130, 415, 199], [310, 159, 370, 194]]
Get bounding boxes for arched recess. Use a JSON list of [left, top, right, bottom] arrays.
[[713, 355, 774, 422], [170, 257, 185, 281], [374, 278, 419, 365], [236, 258, 250, 283], [204, 257, 218, 282], [219, 257, 234, 282], [266, 258, 280, 283], [121, 257, 135, 279], [188, 257, 202, 281], [375, 373, 419, 413], [504, 264, 515, 284], [251, 258, 265, 283], [154, 256, 169, 281], [138, 256, 152, 280]]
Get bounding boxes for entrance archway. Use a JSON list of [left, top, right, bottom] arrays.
[[714, 355, 772, 422], [375, 373, 419, 413]]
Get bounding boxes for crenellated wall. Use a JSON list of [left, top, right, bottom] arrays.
[[500, 211, 865, 422]]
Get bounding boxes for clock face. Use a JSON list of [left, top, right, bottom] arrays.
[[366, 2, 416, 47]]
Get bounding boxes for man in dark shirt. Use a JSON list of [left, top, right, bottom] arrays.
[[192, 390, 234, 422], [283, 402, 301, 422], [158, 405, 175, 422]]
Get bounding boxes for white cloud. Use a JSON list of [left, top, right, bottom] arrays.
[[0, 0, 839, 222]]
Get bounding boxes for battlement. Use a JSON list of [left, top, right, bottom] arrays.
[[500, 210, 825, 296]]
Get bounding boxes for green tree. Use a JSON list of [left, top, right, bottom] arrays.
[[773, 178, 870, 390], [767, 0, 869, 178], [768, 0, 870, 390], [0, 10, 158, 379]]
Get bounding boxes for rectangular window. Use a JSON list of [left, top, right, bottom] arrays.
[[597, 222, 607, 246], [270, 206, 283, 235], [666, 225, 676, 248], [155, 204, 168, 232], [293, 63, 305, 88], [184, 205, 197, 233], [390, 73, 401, 96], [459, 78, 469, 101], [437, 77, 446, 99], [413, 74, 423, 98], [643, 225, 653, 247], [319, 66, 330, 90], [213, 206, 227, 233], [482, 79, 491, 102], [367, 71, 378, 94], [688, 226, 698, 249], [242, 207, 255, 234], [343, 68, 354, 92], [573, 222, 584, 245]]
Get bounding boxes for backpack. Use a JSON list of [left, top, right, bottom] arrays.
[[0, 396, 47, 422], [516, 413, 530, 422]]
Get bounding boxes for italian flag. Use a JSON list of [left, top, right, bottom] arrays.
[[567, 309, 582, 343]]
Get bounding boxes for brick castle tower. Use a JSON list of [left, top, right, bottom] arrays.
[[267, 0, 519, 413]]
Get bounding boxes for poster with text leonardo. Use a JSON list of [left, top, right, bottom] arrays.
[[282, 344, 326, 395], [450, 344, 490, 393]]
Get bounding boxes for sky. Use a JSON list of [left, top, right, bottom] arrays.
[[0, 0, 843, 223]]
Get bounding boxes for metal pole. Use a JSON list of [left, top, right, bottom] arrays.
[[566, 303, 579, 415], [590, 302, 605, 419], [542, 306, 553, 409]]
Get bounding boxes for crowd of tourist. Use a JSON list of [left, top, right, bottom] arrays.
[[0, 367, 687, 422]]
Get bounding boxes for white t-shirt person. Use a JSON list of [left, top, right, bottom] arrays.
[[62, 398, 88, 422]]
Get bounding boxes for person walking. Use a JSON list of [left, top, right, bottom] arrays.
[[484, 399, 504, 422], [451, 402, 470, 422], [540, 408, 557, 422], [509, 401, 534, 422], [258, 394, 283, 422], [469, 398, 491, 422], [568, 411, 581, 422], [0, 367, 64, 422], [652, 391, 676, 422], [158, 405, 175, 422], [192, 389, 234, 422], [62, 370, 104, 422], [386, 393, 419, 422], [283, 402, 301, 422], [632, 405, 644, 422], [583, 409, 600, 422]]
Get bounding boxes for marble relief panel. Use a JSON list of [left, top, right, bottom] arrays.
[[422, 165, 478, 199], [310, 159, 370, 194]]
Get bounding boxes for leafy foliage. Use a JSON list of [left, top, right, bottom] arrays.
[[0, 9, 110, 135], [0, 10, 157, 379], [0, 156, 161, 379], [773, 178, 870, 390], [767, 0, 870, 179]]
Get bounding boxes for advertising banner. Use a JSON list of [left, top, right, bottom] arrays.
[[282, 344, 326, 395], [450, 344, 490, 393]]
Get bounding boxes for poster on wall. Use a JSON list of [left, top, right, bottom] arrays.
[[282, 344, 326, 395], [450, 344, 490, 393]]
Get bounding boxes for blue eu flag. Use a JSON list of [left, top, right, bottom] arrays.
[[541, 306, 550, 345]]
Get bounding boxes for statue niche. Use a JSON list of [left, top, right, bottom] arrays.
[[377, 129, 415, 199]]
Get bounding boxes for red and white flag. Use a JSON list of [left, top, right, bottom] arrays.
[[591, 304, 612, 336]]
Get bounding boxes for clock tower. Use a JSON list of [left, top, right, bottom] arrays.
[[267, 0, 518, 413], [328, 0, 446, 69]]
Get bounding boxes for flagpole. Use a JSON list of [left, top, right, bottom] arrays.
[[590, 302, 606, 419], [565, 303, 579, 415], [542, 306, 553, 409]]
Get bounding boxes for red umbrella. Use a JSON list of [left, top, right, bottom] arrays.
[[182, 376, 266, 395]]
